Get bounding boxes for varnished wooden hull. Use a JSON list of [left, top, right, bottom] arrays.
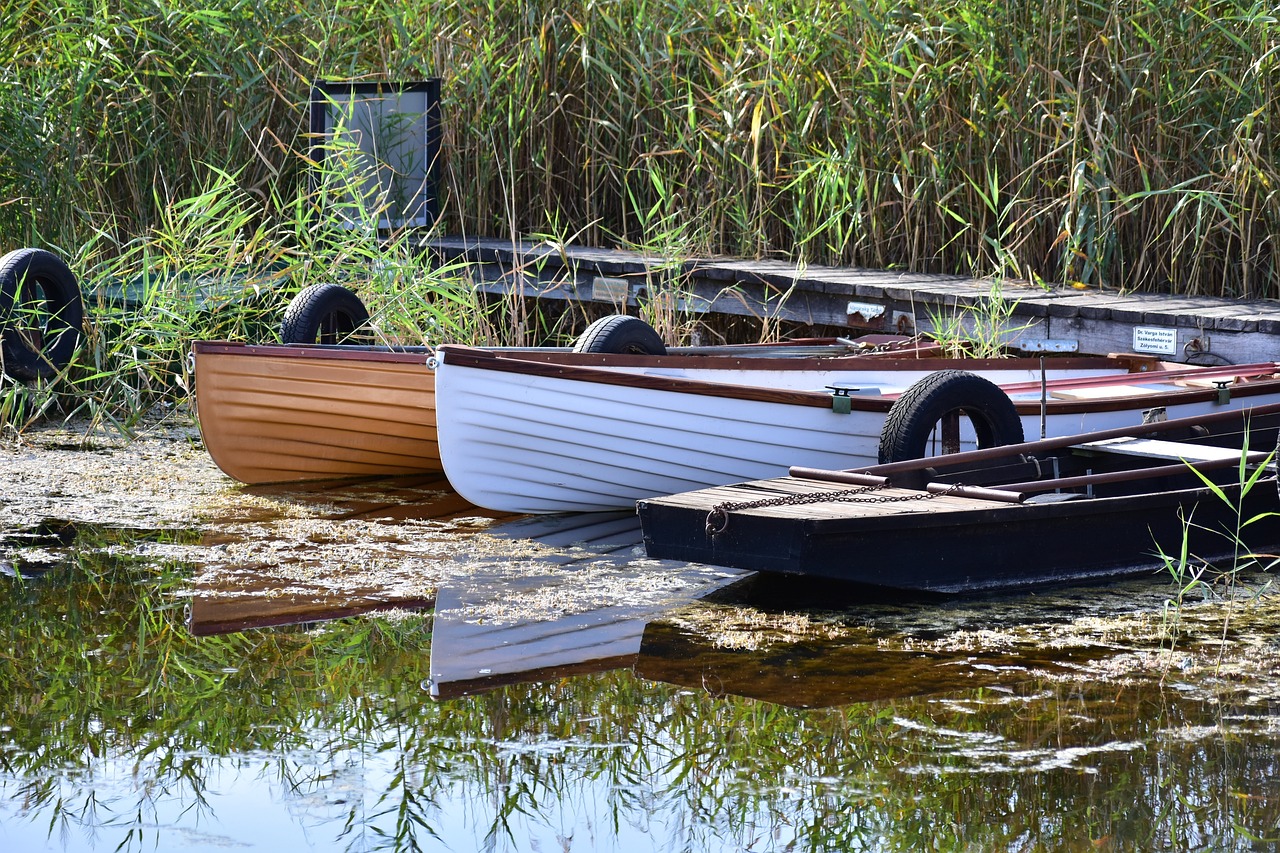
[[193, 342, 440, 484], [190, 336, 931, 486]]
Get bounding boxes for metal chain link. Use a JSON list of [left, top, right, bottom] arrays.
[[705, 482, 966, 536]]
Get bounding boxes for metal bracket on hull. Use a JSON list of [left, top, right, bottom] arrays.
[[827, 383, 880, 414]]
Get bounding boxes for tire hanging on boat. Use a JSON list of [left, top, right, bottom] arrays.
[[572, 314, 667, 355], [0, 247, 85, 382], [280, 283, 371, 344], [877, 369, 1024, 464]]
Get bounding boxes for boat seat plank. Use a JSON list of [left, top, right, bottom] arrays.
[[1072, 436, 1268, 465], [1049, 383, 1166, 400]]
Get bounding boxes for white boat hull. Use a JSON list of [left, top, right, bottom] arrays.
[[433, 348, 1274, 513]]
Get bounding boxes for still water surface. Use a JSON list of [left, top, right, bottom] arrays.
[[2, 453, 1280, 851]]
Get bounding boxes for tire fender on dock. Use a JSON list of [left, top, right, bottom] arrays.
[[572, 314, 667, 355], [280, 283, 371, 344]]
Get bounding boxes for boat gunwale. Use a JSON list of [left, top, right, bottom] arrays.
[[193, 340, 435, 366], [190, 336, 932, 367]]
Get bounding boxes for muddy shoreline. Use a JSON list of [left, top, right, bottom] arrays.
[[4, 408, 1280, 695]]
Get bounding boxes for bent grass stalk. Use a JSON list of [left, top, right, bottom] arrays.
[[1157, 434, 1280, 656]]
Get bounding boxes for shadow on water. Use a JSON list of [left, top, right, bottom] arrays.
[[5, 474, 1280, 851]]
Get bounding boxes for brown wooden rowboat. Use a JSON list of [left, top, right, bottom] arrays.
[[193, 341, 442, 484]]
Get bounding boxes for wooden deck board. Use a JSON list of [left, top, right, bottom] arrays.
[[428, 237, 1280, 364], [649, 477, 1011, 520]]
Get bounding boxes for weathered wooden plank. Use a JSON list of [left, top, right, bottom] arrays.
[[427, 237, 1272, 365]]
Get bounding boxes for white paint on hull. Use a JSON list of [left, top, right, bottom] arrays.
[[436, 351, 1280, 513]]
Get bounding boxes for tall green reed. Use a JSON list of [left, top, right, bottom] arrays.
[[0, 152, 532, 434], [1, 0, 1276, 304], [1157, 432, 1279, 654]]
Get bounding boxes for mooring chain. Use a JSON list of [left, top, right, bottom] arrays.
[[705, 481, 967, 536]]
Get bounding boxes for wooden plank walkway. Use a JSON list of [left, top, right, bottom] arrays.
[[427, 237, 1280, 365]]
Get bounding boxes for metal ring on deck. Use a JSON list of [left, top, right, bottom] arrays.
[[425, 355, 439, 370], [705, 507, 729, 536]]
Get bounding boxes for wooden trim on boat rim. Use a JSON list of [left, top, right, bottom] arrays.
[[193, 340, 434, 366], [435, 344, 897, 411]]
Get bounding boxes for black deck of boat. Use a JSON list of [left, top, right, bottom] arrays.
[[637, 464, 1280, 594]]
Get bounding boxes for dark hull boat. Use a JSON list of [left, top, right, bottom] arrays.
[[638, 403, 1280, 594]]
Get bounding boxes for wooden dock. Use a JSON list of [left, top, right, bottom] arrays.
[[428, 237, 1280, 364]]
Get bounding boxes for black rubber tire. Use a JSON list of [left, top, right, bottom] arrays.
[[0, 248, 84, 382], [280, 283, 371, 344], [877, 369, 1024, 464], [572, 314, 667, 355]]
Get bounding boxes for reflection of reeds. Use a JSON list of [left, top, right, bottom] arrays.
[[2, 0, 1275, 298], [5, 512, 1280, 847]]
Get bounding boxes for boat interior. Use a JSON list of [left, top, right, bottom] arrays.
[[836, 412, 1280, 504]]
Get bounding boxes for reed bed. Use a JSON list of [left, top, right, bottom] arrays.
[[3, 0, 1274, 295], [0, 0, 1277, 428]]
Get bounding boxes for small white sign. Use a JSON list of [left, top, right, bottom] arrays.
[[590, 276, 630, 303], [1133, 326, 1178, 355]]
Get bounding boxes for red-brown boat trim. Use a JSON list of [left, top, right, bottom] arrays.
[[193, 340, 434, 366]]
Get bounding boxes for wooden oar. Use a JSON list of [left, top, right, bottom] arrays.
[[788, 399, 1280, 480], [990, 360, 1280, 396]]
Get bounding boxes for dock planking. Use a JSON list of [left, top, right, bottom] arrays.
[[428, 237, 1280, 365]]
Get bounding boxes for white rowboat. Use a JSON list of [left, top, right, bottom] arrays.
[[431, 345, 1267, 513]]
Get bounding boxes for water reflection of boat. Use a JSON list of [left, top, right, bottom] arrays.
[[432, 342, 1280, 513], [426, 593, 1028, 707], [427, 511, 749, 699], [639, 402, 1280, 594], [633, 621, 1015, 709], [186, 490, 745, 651], [191, 334, 934, 485]]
